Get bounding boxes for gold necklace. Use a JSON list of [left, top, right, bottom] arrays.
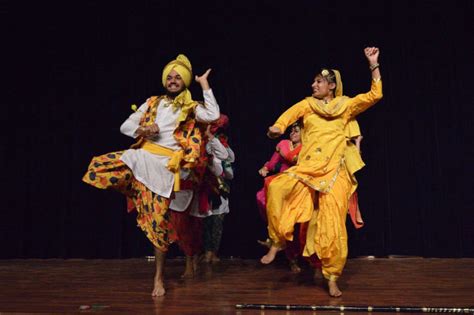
[[323, 97, 333, 104], [163, 97, 172, 107]]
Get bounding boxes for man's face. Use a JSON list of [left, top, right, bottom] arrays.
[[311, 75, 335, 99], [165, 70, 185, 94]]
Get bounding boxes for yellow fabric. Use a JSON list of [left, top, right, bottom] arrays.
[[303, 166, 352, 280], [266, 167, 352, 280], [161, 54, 197, 124], [141, 141, 184, 191], [266, 174, 315, 248], [344, 119, 365, 180], [173, 89, 198, 124], [162, 54, 193, 87], [266, 79, 383, 279], [307, 96, 349, 118], [332, 69, 343, 97], [345, 119, 361, 138], [272, 79, 382, 193], [345, 142, 365, 182], [82, 151, 175, 251]]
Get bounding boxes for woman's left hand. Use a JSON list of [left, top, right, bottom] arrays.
[[364, 47, 379, 64]]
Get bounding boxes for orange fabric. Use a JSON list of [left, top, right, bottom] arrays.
[[348, 191, 364, 229], [82, 151, 176, 251]]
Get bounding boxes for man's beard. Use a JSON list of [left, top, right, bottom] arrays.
[[166, 87, 185, 98]]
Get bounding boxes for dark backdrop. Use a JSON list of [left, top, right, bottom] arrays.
[[2, 0, 473, 259]]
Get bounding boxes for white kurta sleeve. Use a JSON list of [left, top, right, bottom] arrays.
[[223, 165, 234, 180], [208, 157, 224, 177], [223, 147, 235, 180], [206, 137, 229, 160], [225, 147, 235, 163], [195, 89, 220, 123], [120, 102, 148, 138]]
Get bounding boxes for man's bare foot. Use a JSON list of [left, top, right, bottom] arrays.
[[289, 259, 301, 273], [260, 245, 280, 264], [313, 268, 323, 280], [181, 256, 195, 278], [328, 280, 342, 297], [181, 271, 193, 278], [257, 238, 272, 249], [152, 247, 166, 297], [152, 278, 165, 297], [203, 251, 213, 263], [181, 267, 194, 278], [210, 252, 220, 263], [192, 255, 199, 272]]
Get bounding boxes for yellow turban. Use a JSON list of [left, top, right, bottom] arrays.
[[332, 69, 343, 97], [162, 54, 193, 87], [161, 54, 197, 124]]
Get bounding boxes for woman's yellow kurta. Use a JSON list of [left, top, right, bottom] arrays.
[[266, 79, 382, 281]]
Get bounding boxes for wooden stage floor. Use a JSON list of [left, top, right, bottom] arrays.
[[0, 257, 473, 314]]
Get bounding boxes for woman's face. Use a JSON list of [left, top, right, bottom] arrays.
[[311, 75, 334, 99], [290, 126, 301, 143]]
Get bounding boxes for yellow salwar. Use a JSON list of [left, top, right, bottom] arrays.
[[266, 174, 315, 245], [303, 165, 352, 281], [266, 79, 382, 280]]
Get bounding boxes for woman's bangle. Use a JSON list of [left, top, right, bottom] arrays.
[[369, 63, 380, 71]]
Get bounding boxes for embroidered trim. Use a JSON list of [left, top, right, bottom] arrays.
[[325, 157, 345, 193], [285, 172, 320, 191], [326, 274, 339, 281], [308, 96, 349, 118], [318, 98, 345, 115], [285, 157, 345, 193]]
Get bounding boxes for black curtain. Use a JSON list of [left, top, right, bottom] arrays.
[[2, 0, 473, 258]]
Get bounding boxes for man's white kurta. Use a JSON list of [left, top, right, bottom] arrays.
[[119, 89, 219, 198]]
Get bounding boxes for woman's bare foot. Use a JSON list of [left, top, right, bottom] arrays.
[[289, 259, 301, 273], [260, 245, 280, 264], [328, 280, 342, 297], [257, 238, 272, 249], [152, 277, 165, 297]]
